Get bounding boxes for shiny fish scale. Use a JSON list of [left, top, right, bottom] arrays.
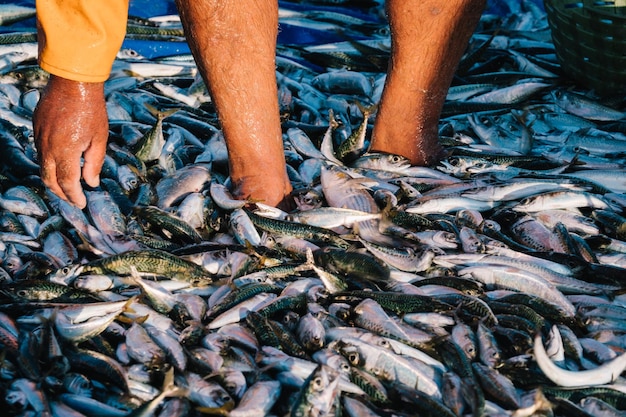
[[245, 208, 350, 249], [0, 1, 626, 416], [133, 204, 203, 244], [69, 249, 214, 285]]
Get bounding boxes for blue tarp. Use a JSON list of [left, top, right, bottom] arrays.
[[3, 0, 545, 59]]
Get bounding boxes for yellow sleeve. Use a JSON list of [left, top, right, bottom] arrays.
[[36, 0, 129, 82]]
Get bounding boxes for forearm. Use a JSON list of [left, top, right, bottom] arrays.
[[177, 1, 284, 176], [175, 0, 292, 208], [176, 0, 283, 156], [36, 0, 129, 82], [385, 0, 486, 102], [371, 0, 485, 166]]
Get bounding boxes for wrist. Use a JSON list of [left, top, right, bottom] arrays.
[[47, 74, 105, 98]]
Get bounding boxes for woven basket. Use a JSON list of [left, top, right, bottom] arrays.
[[544, 0, 626, 95]]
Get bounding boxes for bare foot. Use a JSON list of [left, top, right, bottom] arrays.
[[230, 172, 293, 211], [370, 0, 485, 167], [370, 126, 445, 167]]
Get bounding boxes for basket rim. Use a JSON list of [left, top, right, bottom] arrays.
[[545, 0, 626, 93]]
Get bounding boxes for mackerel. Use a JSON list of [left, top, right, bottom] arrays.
[[561, 169, 626, 194], [287, 207, 380, 228], [325, 326, 446, 372], [209, 181, 248, 210], [451, 253, 614, 295], [206, 283, 283, 318], [207, 292, 277, 330], [459, 264, 576, 318], [352, 298, 435, 349], [460, 179, 583, 202], [467, 80, 550, 104], [287, 127, 325, 159], [0, 5, 36, 26], [360, 238, 436, 272], [472, 362, 520, 409], [71, 249, 214, 285], [319, 110, 343, 165], [335, 103, 373, 162], [333, 337, 443, 399], [132, 104, 178, 163], [54, 309, 122, 343], [0, 280, 97, 303], [245, 208, 349, 248], [405, 195, 498, 214], [289, 364, 341, 417], [532, 209, 600, 235], [552, 90, 626, 121], [512, 190, 613, 212], [133, 205, 202, 243], [534, 328, 626, 387]]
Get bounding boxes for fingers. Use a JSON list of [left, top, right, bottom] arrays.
[[39, 160, 65, 203], [57, 158, 88, 209], [33, 76, 108, 209], [40, 154, 87, 209], [82, 138, 106, 188]]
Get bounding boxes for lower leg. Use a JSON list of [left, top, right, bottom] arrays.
[[175, 0, 292, 208], [370, 0, 485, 166]]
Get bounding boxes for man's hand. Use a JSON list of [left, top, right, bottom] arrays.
[[33, 75, 109, 209]]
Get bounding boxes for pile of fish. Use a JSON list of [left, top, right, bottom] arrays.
[[2, 0, 626, 416]]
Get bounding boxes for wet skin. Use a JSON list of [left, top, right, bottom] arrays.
[[33, 0, 486, 209], [371, 0, 486, 166], [33, 76, 107, 209]]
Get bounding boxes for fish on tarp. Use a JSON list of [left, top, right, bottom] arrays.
[[0, 1, 626, 415]]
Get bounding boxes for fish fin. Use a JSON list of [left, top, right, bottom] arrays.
[[123, 296, 137, 314], [194, 405, 233, 416], [144, 102, 180, 120], [159, 367, 189, 400], [355, 100, 377, 118]]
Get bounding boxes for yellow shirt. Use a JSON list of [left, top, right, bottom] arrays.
[[36, 0, 129, 82]]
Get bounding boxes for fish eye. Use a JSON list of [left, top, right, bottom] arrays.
[[16, 290, 28, 297], [62, 266, 71, 274], [312, 376, 324, 390], [283, 314, 297, 325], [377, 27, 390, 36], [347, 352, 359, 365], [482, 220, 499, 231]]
